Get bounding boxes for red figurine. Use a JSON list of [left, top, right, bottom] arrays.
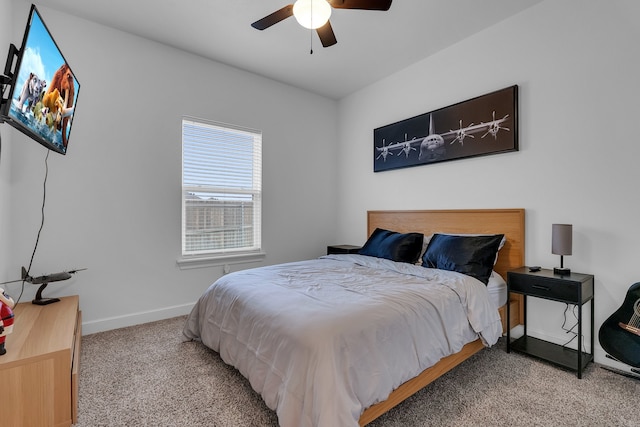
[[0, 287, 15, 356]]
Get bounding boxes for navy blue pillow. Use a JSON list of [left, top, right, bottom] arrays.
[[359, 228, 424, 264], [421, 233, 504, 284]]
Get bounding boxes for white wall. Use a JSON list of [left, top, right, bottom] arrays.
[[2, 2, 339, 333], [0, 0, 11, 282], [336, 0, 640, 367]]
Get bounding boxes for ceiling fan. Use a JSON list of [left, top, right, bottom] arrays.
[[251, 0, 392, 49]]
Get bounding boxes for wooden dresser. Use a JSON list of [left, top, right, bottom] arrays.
[[0, 295, 81, 427]]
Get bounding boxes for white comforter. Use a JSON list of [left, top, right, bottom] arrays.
[[182, 254, 502, 427]]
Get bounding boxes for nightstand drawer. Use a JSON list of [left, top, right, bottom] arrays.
[[507, 268, 594, 304], [327, 245, 361, 255], [508, 274, 578, 301]]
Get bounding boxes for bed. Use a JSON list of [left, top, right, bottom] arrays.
[[183, 209, 525, 426]]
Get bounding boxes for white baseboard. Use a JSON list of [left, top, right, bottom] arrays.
[[81, 302, 195, 335]]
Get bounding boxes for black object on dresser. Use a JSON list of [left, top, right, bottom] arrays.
[[327, 245, 362, 255], [506, 267, 594, 378]]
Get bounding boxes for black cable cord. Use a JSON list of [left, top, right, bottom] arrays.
[[561, 303, 586, 352], [561, 304, 577, 346], [13, 149, 49, 305]]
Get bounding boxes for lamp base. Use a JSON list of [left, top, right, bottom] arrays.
[[554, 267, 571, 276]]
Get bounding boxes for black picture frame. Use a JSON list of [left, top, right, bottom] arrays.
[[373, 85, 518, 172]]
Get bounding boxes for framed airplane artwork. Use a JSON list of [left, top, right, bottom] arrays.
[[373, 85, 518, 172]]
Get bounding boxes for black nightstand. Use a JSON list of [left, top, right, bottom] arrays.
[[506, 267, 594, 378], [327, 245, 361, 255]]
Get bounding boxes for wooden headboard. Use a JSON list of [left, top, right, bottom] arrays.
[[367, 209, 525, 279]]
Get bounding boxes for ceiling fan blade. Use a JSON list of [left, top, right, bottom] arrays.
[[251, 5, 294, 30], [316, 20, 337, 47], [329, 0, 392, 10]]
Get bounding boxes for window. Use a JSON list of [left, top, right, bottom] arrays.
[[181, 118, 262, 263]]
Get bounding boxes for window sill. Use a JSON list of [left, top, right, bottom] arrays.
[[176, 251, 266, 270]]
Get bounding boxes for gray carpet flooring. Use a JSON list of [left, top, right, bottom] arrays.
[[77, 316, 638, 426]]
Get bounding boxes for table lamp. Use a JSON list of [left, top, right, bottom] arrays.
[[552, 224, 572, 275]]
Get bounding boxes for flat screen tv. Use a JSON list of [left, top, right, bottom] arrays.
[[0, 4, 80, 155]]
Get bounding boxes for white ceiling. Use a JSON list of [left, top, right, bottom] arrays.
[[29, 0, 542, 99]]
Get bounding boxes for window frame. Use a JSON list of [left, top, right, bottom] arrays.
[[178, 117, 265, 269]]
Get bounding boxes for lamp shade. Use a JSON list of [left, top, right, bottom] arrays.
[[552, 224, 572, 256], [293, 0, 332, 29]]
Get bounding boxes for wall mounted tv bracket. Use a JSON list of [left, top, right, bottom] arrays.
[[0, 44, 19, 119]]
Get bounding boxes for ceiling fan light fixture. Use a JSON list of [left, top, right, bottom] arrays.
[[293, 0, 332, 29]]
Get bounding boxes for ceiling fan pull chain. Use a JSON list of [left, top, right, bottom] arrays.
[[309, 0, 314, 54]]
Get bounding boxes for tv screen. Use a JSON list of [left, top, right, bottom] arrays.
[[1, 4, 80, 155]]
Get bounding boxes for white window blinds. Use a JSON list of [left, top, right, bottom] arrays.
[[182, 118, 262, 257]]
